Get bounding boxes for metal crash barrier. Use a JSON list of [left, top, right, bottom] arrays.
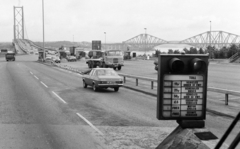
[[118, 73, 240, 105]]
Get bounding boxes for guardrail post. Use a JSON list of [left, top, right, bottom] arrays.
[[136, 79, 138, 86], [123, 76, 126, 83], [151, 81, 154, 89], [225, 94, 229, 105]]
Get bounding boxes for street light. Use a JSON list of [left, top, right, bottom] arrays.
[[42, 0, 45, 61], [104, 32, 106, 50], [209, 21, 211, 47], [209, 21, 212, 58], [144, 28, 147, 55]]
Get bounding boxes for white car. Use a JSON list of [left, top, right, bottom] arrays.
[[82, 68, 123, 92], [67, 56, 77, 62], [52, 56, 61, 63], [45, 56, 60, 63]]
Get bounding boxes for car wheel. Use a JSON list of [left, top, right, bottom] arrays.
[[118, 66, 121, 70], [89, 62, 94, 68], [92, 83, 98, 92], [83, 80, 87, 88], [113, 67, 116, 70], [114, 87, 119, 92], [102, 63, 106, 68]]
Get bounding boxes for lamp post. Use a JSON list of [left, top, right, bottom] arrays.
[[42, 0, 45, 61], [209, 21, 211, 47], [144, 28, 147, 55], [209, 21, 212, 58], [104, 32, 106, 50]]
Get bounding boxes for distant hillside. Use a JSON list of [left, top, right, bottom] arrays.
[[0, 42, 15, 51], [33, 41, 91, 49]]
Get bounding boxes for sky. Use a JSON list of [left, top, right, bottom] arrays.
[[1, 0, 240, 43]]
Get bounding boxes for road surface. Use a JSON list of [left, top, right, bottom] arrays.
[[0, 55, 239, 148]]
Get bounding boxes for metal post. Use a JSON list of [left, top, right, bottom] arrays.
[[144, 28, 147, 55], [225, 94, 228, 105], [151, 81, 154, 89], [42, 0, 45, 61], [124, 76, 126, 83], [210, 21, 211, 47], [229, 131, 240, 149], [104, 32, 106, 50], [214, 111, 240, 149], [136, 79, 138, 86]]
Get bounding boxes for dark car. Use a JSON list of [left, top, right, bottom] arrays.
[[5, 52, 15, 61], [82, 68, 123, 92]]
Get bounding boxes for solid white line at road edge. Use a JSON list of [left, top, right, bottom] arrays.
[[40, 81, 48, 88], [34, 75, 39, 80], [76, 113, 104, 136], [52, 91, 67, 104]]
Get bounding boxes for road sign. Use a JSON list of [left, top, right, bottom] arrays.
[[92, 40, 101, 50], [157, 54, 209, 121]]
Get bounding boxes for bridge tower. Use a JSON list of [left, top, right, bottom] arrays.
[[13, 6, 24, 40]]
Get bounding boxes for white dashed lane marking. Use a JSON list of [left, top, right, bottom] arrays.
[[34, 75, 39, 80], [76, 113, 104, 136], [40, 81, 48, 88], [52, 91, 67, 104]]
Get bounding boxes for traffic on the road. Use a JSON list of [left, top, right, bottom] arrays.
[[0, 51, 239, 148]]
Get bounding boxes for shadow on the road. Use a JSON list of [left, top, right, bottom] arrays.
[[0, 60, 38, 63], [82, 87, 121, 93]]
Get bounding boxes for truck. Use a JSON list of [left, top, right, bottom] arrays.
[[69, 46, 76, 56], [124, 51, 131, 60], [5, 51, 15, 61], [86, 49, 124, 70]]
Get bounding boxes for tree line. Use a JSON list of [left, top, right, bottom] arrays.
[[155, 44, 240, 59]]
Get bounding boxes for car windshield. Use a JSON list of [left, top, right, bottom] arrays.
[[96, 69, 118, 76], [6, 54, 14, 58]]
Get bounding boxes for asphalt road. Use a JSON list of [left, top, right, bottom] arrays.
[[59, 58, 240, 148], [0, 55, 239, 148], [0, 55, 105, 149], [63, 59, 240, 91]]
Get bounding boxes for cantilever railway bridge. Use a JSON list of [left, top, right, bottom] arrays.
[[119, 31, 240, 51]]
